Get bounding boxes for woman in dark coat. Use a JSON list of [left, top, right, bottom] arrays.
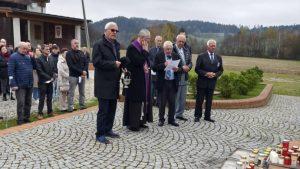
[[0, 45, 10, 101], [123, 29, 153, 131]]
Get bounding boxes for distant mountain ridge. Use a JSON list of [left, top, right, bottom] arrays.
[[87, 16, 300, 56], [88, 16, 240, 46]]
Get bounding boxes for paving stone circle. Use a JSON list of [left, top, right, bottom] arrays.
[[0, 94, 299, 168]]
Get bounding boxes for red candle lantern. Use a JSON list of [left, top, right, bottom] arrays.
[[282, 148, 288, 156], [282, 140, 290, 149], [284, 156, 291, 166]]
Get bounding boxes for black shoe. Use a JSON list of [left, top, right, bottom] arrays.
[[80, 106, 87, 110], [176, 116, 188, 121], [106, 131, 120, 138], [194, 118, 200, 122], [128, 127, 140, 132], [140, 124, 149, 128], [23, 119, 30, 123], [3, 94, 7, 101], [158, 121, 164, 127], [168, 121, 179, 127], [96, 136, 112, 144], [67, 109, 73, 113], [0, 116, 3, 120], [10, 93, 15, 100], [204, 118, 215, 123]]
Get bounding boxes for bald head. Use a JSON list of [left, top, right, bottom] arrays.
[[154, 36, 163, 47]]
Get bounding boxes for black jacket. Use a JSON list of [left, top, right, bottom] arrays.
[[0, 54, 9, 79], [195, 52, 223, 89], [49, 53, 59, 73], [148, 46, 163, 67], [66, 49, 88, 77], [36, 55, 55, 84], [152, 52, 182, 92], [125, 44, 150, 102], [173, 44, 193, 81], [92, 35, 121, 99]]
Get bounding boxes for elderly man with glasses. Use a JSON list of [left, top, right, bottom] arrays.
[[93, 22, 123, 144]]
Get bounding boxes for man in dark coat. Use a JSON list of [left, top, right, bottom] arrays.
[[173, 34, 193, 121], [148, 35, 163, 106], [153, 41, 182, 127], [123, 29, 153, 131], [36, 44, 55, 119], [93, 22, 122, 144], [8, 42, 34, 125], [49, 44, 60, 100], [194, 39, 223, 123]]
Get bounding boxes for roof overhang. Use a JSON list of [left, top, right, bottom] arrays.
[[0, 7, 88, 26]]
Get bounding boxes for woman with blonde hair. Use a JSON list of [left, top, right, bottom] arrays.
[[57, 48, 69, 112]]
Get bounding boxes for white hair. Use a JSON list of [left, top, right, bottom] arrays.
[[18, 42, 27, 48], [0, 39, 6, 43], [176, 34, 186, 41], [138, 29, 150, 38], [163, 41, 173, 48], [104, 22, 118, 30], [207, 39, 217, 46]]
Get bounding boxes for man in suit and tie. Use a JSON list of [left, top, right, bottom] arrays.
[[173, 34, 193, 121], [194, 39, 223, 123], [153, 41, 182, 127], [149, 35, 163, 106]]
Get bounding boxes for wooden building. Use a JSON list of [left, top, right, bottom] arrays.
[[0, 0, 85, 48]]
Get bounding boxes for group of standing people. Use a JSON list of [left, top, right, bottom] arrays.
[[0, 38, 90, 125], [93, 22, 224, 144]]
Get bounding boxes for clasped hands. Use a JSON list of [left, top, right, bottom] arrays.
[[205, 72, 216, 78]]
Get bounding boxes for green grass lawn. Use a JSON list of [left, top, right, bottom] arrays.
[[123, 50, 300, 96], [224, 70, 300, 96]]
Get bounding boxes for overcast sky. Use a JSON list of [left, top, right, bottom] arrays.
[[46, 0, 300, 27]]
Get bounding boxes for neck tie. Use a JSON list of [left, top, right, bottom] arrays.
[[210, 53, 214, 63]]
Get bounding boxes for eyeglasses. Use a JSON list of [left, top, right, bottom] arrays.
[[110, 29, 119, 33]]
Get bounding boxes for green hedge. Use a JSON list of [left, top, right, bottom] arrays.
[[188, 66, 264, 99]]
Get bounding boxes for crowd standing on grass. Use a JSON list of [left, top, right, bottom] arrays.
[[0, 21, 224, 145]]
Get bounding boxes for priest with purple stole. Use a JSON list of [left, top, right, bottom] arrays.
[[123, 29, 153, 131]]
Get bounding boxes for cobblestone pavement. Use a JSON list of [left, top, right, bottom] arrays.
[[0, 94, 299, 168], [0, 71, 95, 120]]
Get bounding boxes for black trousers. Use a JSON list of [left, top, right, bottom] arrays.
[[194, 87, 214, 119], [15, 87, 32, 124], [96, 98, 117, 137], [159, 80, 176, 123], [38, 82, 53, 114], [0, 78, 9, 95]]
